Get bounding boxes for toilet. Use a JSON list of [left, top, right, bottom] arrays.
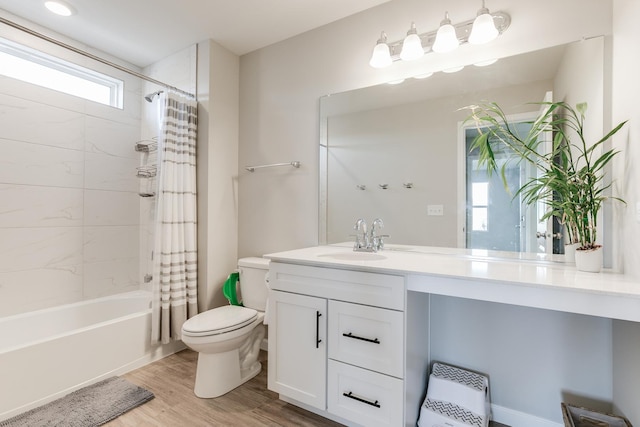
[[181, 257, 270, 398]]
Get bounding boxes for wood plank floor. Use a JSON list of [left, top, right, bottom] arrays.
[[108, 349, 509, 426], [106, 349, 343, 426]]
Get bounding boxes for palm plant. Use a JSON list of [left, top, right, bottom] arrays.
[[463, 101, 626, 251]]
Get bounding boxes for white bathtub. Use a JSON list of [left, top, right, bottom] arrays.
[[0, 290, 184, 421]]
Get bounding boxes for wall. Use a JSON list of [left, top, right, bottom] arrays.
[[196, 40, 240, 311], [239, 0, 613, 259], [0, 18, 144, 317], [611, 0, 640, 422], [238, 0, 624, 424]]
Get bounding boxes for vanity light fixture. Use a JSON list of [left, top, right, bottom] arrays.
[[44, 0, 77, 16], [368, 2, 510, 68], [432, 12, 459, 53], [468, 0, 499, 45], [369, 32, 392, 68], [400, 22, 424, 61]]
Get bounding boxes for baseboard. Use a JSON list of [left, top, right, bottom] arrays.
[[492, 404, 562, 427]]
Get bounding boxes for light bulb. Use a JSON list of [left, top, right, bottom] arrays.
[[432, 12, 459, 53], [369, 32, 392, 68], [469, 7, 498, 44], [400, 23, 424, 61]]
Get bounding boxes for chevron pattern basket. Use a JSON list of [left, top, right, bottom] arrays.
[[417, 362, 491, 427]]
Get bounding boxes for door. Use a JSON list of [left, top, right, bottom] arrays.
[[461, 106, 559, 255], [268, 290, 327, 410]]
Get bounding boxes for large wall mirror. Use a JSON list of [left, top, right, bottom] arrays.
[[319, 37, 607, 258]]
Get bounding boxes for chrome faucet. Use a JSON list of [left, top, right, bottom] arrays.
[[370, 218, 387, 251], [353, 218, 388, 252], [353, 218, 368, 251]]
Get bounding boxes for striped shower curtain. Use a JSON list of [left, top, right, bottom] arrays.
[[152, 91, 198, 344]]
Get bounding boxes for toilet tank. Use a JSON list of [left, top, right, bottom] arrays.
[[237, 257, 270, 311]]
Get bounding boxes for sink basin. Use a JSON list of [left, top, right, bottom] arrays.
[[317, 252, 387, 261]]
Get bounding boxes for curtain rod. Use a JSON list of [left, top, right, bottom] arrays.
[[0, 15, 196, 99]]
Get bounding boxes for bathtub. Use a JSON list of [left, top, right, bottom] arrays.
[[0, 290, 184, 421]]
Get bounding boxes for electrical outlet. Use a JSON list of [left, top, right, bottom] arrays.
[[427, 204, 444, 216]]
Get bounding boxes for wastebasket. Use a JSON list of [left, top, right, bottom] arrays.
[[561, 403, 632, 427]]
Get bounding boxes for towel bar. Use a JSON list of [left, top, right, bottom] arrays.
[[245, 161, 301, 172]]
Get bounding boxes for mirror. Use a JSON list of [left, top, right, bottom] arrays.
[[319, 37, 606, 255]]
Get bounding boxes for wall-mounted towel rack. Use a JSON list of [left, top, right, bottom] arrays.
[[245, 161, 301, 172]]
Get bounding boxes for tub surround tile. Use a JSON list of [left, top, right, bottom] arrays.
[[84, 190, 140, 226], [83, 258, 140, 299], [0, 185, 83, 228], [83, 226, 139, 263], [85, 116, 140, 159], [84, 152, 138, 192], [0, 227, 84, 273], [0, 138, 85, 188], [0, 265, 83, 317], [0, 94, 85, 151]]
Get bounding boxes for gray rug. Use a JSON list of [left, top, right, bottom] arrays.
[[0, 377, 154, 427]]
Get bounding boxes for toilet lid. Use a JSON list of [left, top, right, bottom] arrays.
[[182, 305, 258, 336]]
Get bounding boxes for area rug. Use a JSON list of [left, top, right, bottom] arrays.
[[0, 377, 154, 427]]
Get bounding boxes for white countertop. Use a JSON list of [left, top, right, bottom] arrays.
[[265, 243, 640, 321]]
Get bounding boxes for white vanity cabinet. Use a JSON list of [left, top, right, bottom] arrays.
[[267, 262, 406, 427]]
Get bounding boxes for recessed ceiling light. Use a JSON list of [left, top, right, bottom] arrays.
[[44, 0, 77, 16]]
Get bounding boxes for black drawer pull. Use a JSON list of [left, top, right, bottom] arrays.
[[316, 311, 322, 348], [342, 332, 380, 344], [343, 391, 381, 408]]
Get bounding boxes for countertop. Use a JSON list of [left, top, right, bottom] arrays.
[[265, 243, 640, 322]]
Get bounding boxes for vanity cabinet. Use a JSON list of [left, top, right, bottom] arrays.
[[267, 262, 405, 427]]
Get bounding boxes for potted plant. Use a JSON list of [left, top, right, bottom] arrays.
[[463, 101, 627, 272]]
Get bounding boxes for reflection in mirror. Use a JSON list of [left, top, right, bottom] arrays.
[[319, 37, 606, 257]]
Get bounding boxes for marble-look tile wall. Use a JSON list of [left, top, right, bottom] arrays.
[[0, 66, 143, 317]]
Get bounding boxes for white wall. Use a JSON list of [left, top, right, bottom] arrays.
[[238, 0, 632, 424], [197, 40, 240, 311], [611, 0, 640, 422], [238, 0, 613, 258]]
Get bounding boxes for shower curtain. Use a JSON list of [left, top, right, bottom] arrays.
[[152, 91, 198, 344]]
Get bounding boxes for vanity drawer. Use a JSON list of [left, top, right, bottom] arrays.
[[269, 262, 404, 310], [328, 300, 403, 378], [328, 360, 403, 427]]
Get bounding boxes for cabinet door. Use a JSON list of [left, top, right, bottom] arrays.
[[268, 290, 327, 410]]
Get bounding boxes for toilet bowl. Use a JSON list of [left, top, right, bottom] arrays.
[[181, 257, 269, 398]]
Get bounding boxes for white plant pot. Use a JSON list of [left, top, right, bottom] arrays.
[[575, 246, 603, 273], [564, 243, 580, 263]]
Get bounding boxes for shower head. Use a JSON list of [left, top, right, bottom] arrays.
[[144, 90, 163, 103]]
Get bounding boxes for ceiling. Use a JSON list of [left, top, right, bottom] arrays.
[[0, 0, 391, 68]]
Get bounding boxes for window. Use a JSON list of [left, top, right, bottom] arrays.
[[0, 38, 123, 108], [471, 181, 489, 231]]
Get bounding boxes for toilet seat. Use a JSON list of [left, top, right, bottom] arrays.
[[182, 305, 258, 337]]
